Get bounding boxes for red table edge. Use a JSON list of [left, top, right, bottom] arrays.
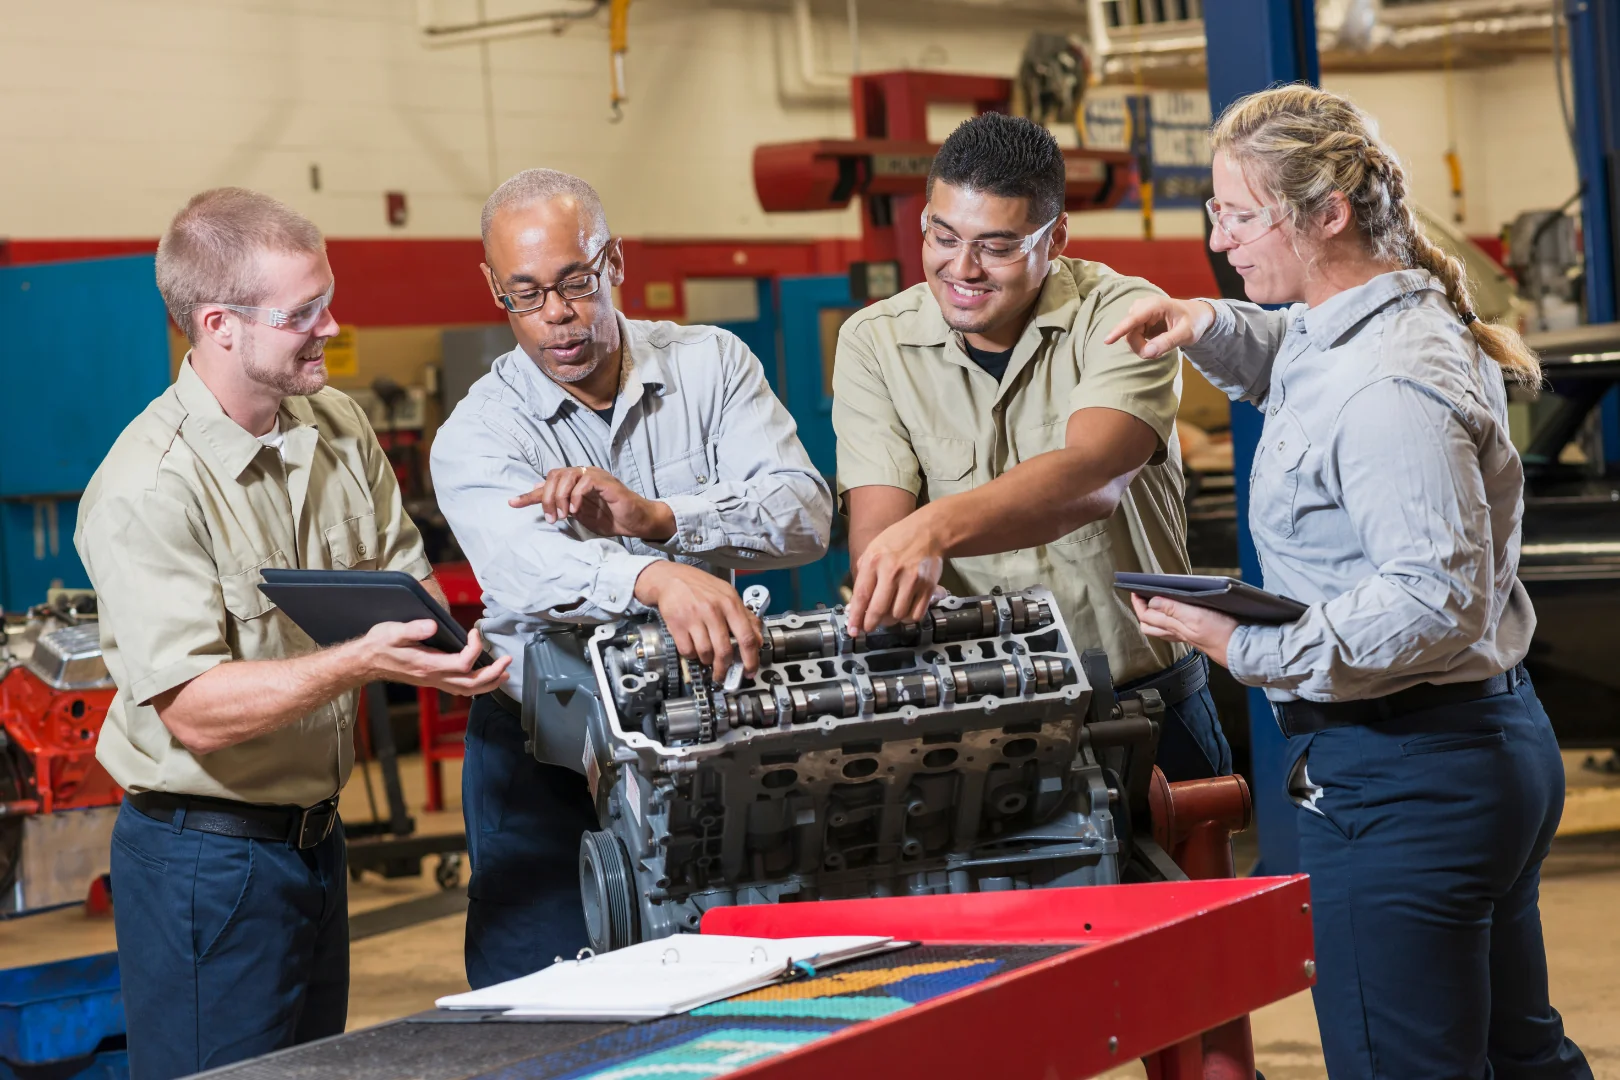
[[704, 876, 1314, 1079]]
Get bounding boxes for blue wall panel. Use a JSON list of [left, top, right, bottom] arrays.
[[777, 275, 856, 610], [0, 255, 171, 608]]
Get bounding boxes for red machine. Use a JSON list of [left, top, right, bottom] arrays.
[[752, 71, 1135, 291], [0, 602, 123, 915]]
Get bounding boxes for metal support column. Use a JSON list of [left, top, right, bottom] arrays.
[[1202, 0, 1320, 875], [1567, 0, 1620, 462]]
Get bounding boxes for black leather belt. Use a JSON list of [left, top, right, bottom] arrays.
[[1117, 650, 1209, 708], [487, 687, 523, 720], [1272, 664, 1525, 737], [127, 791, 340, 850]]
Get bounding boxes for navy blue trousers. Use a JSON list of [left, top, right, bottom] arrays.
[[1120, 651, 1233, 780], [109, 800, 349, 1080], [462, 694, 599, 989], [1289, 675, 1590, 1080]]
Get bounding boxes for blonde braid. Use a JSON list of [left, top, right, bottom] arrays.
[[1212, 85, 1542, 386]]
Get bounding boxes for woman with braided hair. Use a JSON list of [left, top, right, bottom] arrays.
[[1108, 85, 1590, 1079]]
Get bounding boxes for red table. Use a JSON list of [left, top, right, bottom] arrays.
[[701, 876, 1316, 1080]]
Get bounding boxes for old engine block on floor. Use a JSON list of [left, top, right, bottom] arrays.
[[521, 586, 1167, 953]]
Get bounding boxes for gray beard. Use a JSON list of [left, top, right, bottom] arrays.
[[541, 354, 601, 385], [243, 331, 327, 397]]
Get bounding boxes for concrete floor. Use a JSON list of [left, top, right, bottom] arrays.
[[3, 750, 1617, 1078]]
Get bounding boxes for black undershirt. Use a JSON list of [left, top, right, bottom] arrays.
[[963, 340, 1015, 382], [592, 403, 615, 427]]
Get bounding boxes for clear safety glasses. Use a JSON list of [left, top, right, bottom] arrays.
[[1205, 197, 1292, 245], [489, 242, 614, 314], [201, 281, 336, 333], [920, 212, 1060, 267]]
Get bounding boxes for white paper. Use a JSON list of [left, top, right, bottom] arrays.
[[435, 934, 894, 1019]]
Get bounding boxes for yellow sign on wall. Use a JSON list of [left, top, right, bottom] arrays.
[[323, 326, 359, 378]]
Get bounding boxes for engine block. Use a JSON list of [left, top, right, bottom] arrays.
[[521, 586, 1167, 953]]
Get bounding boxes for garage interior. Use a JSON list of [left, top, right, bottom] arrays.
[[2, 1, 1619, 1078]]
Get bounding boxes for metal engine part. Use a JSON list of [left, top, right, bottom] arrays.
[[521, 586, 1169, 954], [0, 596, 121, 915]]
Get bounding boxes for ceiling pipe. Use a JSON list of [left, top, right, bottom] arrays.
[[417, 0, 605, 48]]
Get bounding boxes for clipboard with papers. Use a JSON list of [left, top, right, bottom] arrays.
[[434, 935, 905, 1021]]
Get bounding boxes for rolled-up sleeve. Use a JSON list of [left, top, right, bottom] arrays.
[[430, 415, 660, 624], [78, 492, 232, 706], [831, 322, 922, 502], [654, 334, 831, 569], [1069, 279, 1184, 462], [1226, 374, 1494, 700], [1183, 300, 1293, 406]]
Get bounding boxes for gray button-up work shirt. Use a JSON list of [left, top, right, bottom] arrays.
[[1186, 270, 1534, 703], [430, 317, 833, 695]]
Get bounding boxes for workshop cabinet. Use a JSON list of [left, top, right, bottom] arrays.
[[0, 254, 170, 610]]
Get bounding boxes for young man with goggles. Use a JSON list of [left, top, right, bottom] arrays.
[[77, 188, 508, 1080], [832, 112, 1231, 783]]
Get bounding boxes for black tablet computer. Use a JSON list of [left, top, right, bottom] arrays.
[[258, 568, 483, 658], [1113, 572, 1308, 624]]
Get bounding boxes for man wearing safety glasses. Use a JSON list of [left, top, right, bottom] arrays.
[[832, 113, 1231, 784], [430, 169, 831, 988], [75, 188, 509, 1079]]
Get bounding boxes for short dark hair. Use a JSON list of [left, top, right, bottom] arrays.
[[927, 112, 1066, 224]]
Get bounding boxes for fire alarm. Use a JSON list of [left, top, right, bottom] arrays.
[[386, 191, 408, 227]]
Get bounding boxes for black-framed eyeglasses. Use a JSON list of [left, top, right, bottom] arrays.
[[487, 241, 615, 314]]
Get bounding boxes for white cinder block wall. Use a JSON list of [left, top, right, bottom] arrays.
[[0, 0, 1582, 242]]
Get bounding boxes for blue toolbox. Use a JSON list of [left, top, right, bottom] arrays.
[[0, 952, 126, 1080]]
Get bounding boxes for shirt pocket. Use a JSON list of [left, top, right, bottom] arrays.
[[1013, 418, 1107, 546], [325, 513, 381, 570], [1252, 412, 1311, 539], [652, 448, 710, 498], [912, 434, 976, 500], [219, 552, 289, 623]]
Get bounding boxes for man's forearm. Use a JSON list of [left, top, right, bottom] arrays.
[[153, 643, 374, 756], [927, 448, 1138, 558]]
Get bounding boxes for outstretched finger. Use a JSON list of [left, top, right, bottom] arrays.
[[508, 485, 547, 509], [687, 620, 717, 671], [1103, 300, 1161, 345], [846, 562, 877, 632], [887, 568, 922, 630], [724, 603, 763, 677], [861, 561, 901, 633]]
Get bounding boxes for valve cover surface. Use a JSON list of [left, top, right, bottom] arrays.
[[522, 586, 1160, 953]]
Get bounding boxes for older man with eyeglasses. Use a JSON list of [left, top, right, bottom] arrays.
[[430, 169, 831, 988], [833, 112, 1232, 784], [76, 188, 509, 1080]]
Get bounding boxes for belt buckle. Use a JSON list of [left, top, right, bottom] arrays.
[[295, 801, 336, 850]]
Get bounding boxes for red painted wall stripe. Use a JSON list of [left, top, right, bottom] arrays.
[[1, 235, 1508, 324]]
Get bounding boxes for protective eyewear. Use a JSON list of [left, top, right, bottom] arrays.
[[203, 281, 335, 334], [920, 212, 1060, 267], [1205, 197, 1292, 244], [489, 241, 614, 314]]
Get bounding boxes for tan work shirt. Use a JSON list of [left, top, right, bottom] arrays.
[[76, 359, 431, 806], [832, 257, 1191, 685]]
